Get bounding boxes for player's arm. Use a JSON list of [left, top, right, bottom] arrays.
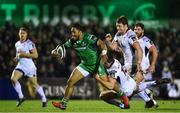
[[97, 38, 109, 65], [148, 45, 158, 73], [133, 41, 143, 71], [105, 33, 123, 53], [18, 48, 38, 59], [95, 74, 117, 90]]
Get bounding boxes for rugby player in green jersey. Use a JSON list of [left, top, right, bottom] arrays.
[[51, 23, 128, 110]]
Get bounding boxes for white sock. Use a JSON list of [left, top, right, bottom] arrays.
[[145, 89, 151, 94], [36, 86, 47, 102], [138, 90, 151, 102], [14, 81, 24, 99], [138, 81, 156, 92]]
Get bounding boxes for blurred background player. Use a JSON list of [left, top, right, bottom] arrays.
[[105, 16, 157, 108], [134, 22, 159, 107], [11, 27, 47, 107]]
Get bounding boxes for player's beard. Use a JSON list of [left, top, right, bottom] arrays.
[[137, 32, 143, 38]]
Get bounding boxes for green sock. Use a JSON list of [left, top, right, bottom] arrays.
[[61, 98, 68, 106], [117, 91, 125, 98]]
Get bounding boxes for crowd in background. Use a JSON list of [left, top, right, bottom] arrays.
[[0, 21, 179, 80]]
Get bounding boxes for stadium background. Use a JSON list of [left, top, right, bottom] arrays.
[[0, 0, 180, 101]]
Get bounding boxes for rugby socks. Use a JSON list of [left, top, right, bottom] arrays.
[[61, 97, 68, 107], [14, 81, 24, 99], [138, 90, 151, 102], [117, 91, 129, 107], [138, 81, 156, 92], [36, 86, 47, 102]]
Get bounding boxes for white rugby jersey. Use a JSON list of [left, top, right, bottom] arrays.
[[106, 59, 132, 90], [15, 39, 36, 70], [113, 29, 138, 70], [138, 36, 154, 71]]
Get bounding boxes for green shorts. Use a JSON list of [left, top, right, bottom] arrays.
[[78, 60, 106, 77]]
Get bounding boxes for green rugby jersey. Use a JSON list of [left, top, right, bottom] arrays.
[[64, 33, 100, 66]]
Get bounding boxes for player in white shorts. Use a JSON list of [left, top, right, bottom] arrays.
[[105, 16, 158, 108], [11, 27, 47, 107], [134, 22, 159, 107], [95, 56, 170, 109]]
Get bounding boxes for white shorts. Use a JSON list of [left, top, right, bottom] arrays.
[[76, 66, 90, 77], [121, 77, 137, 96], [15, 65, 37, 78], [144, 72, 153, 81]]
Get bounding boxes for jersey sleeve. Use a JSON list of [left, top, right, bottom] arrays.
[[108, 70, 118, 79], [128, 34, 138, 45], [63, 39, 74, 49], [28, 41, 36, 51], [113, 33, 118, 42], [144, 38, 154, 49], [15, 43, 18, 52], [89, 35, 98, 45]]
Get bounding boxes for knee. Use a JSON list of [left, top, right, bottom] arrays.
[[30, 82, 39, 89], [67, 79, 75, 87], [99, 92, 106, 100], [11, 78, 17, 85]]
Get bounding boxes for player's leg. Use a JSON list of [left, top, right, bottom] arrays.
[[99, 78, 130, 109], [144, 72, 158, 107], [100, 90, 120, 106], [131, 68, 155, 108], [11, 69, 24, 107], [28, 76, 47, 107], [27, 80, 36, 98], [145, 89, 158, 108], [52, 66, 85, 109]]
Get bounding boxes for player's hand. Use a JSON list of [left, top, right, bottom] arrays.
[[51, 49, 59, 57], [13, 57, 19, 63], [18, 51, 27, 58], [105, 33, 112, 42], [136, 63, 142, 72], [94, 74, 100, 80], [122, 66, 127, 73], [147, 65, 155, 73]]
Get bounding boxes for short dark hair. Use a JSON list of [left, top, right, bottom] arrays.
[[19, 27, 29, 33], [135, 22, 144, 30], [71, 23, 84, 31], [116, 16, 128, 25]]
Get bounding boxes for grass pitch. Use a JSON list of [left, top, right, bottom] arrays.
[[0, 99, 180, 113]]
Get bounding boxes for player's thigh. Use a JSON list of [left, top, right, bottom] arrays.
[[124, 79, 137, 96], [67, 67, 84, 86], [11, 70, 23, 82]]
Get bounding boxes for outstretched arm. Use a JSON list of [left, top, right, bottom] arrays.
[[97, 38, 109, 65], [105, 33, 123, 54], [95, 74, 116, 90]]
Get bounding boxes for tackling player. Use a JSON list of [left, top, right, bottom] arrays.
[[94, 51, 170, 109]]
